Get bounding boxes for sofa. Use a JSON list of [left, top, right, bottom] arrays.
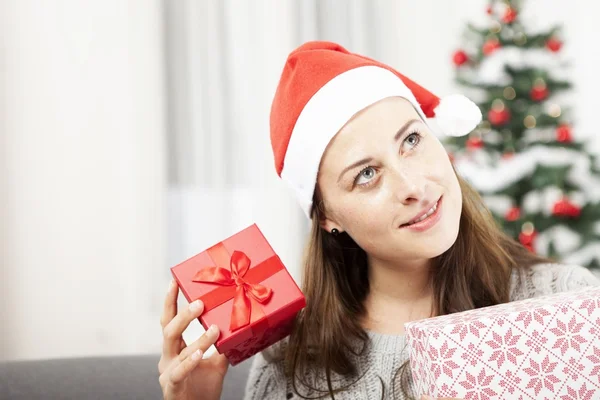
[[0, 354, 253, 400]]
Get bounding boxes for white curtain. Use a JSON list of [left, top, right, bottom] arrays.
[[0, 0, 167, 361]]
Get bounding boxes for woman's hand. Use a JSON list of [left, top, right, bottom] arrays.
[[421, 396, 465, 400], [158, 280, 229, 400]]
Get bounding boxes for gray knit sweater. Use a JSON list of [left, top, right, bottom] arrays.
[[242, 263, 600, 400]]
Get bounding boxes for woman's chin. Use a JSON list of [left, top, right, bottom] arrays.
[[399, 225, 459, 258]]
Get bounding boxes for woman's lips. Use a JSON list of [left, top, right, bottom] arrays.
[[399, 196, 443, 232]]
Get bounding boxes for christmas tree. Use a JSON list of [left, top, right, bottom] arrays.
[[445, 0, 600, 269]]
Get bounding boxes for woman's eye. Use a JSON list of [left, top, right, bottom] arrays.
[[403, 132, 422, 151], [355, 166, 376, 185]]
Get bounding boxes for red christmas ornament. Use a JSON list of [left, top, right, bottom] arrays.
[[453, 50, 469, 67], [556, 124, 573, 143], [502, 151, 515, 160], [483, 39, 501, 55], [466, 137, 484, 150], [502, 7, 517, 23], [486, 5, 493, 15], [505, 207, 521, 221], [552, 198, 581, 218], [530, 85, 549, 102], [546, 37, 563, 52], [519, 230, 537, 252], [488, 108, 511, 126]]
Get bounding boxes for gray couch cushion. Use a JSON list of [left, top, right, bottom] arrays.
[[0, 354, 252, 400]]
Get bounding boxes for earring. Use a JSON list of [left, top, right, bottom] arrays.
[[331, 228, 339, 236]]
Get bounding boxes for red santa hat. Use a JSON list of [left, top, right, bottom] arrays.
[[270, 41, 481, 219]]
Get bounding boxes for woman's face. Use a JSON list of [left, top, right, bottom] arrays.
[[317, 96, 462, 263]]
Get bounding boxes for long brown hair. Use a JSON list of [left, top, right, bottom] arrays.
[[278, 168, 553, 399]]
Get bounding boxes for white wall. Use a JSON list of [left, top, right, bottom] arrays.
[[0, 0, 167, 361]]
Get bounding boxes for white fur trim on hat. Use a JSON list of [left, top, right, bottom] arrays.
[[280, 66, 427, 219]]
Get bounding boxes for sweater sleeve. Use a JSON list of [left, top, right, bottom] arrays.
[[563, 264, 600, 291], [510, 263, 600, 301], [242, 351, 289, 400]]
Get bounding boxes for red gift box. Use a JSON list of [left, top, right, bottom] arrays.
[[171, 223, 305, 365]]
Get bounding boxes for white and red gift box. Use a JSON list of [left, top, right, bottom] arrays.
[[405, 286, 600, 399]]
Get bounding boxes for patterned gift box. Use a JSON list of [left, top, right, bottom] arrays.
[[171, 223, 306, 365], [405, 286, 600, 399]]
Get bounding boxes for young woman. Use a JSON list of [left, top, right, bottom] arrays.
[[158, 41, 600, 400]]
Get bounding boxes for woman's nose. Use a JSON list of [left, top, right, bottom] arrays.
[[390, 168, 426, 204]]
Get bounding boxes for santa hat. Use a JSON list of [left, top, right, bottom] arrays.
[[270, 41, 481, 219]]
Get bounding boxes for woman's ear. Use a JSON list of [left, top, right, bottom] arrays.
[[320, 216, 342, 235], [314, 184, 342, 233]]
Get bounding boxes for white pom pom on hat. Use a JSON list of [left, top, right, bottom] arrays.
[[269, 41, 482, 219], [431, 93, 484, 137]]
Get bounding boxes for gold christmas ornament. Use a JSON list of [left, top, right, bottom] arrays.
[[524, 115, 537, 128], [503, 87, 516, 100], [522, 222, 535, 235], [533, 77, 546, 88], [490, 21, 502, 33], [479, 120, 491, 130], [548, 104, 562, 118], [492, 99, 506, 111], [514, 32, 527, 45]]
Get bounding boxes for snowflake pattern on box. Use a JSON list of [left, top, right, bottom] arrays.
[[405, 286, 600, 399]]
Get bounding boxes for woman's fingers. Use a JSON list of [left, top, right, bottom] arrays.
[[168, 326, 226, 387], [160, 279, 179, 329], [169, 347, 206, 385], [162, 299, 205, 358], [178, 324, 221, 362]]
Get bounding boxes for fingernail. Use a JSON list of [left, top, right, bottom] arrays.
[[191, 349, 203, 361], [189, 300, 202, 312], [169, 279, 176, 289], [208, 324, 219, 336]]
